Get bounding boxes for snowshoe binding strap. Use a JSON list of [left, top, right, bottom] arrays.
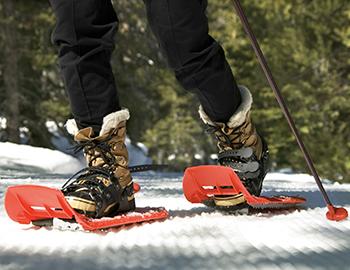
[[217, 147, 254, 160], [128, 164, 170, 173], [62, 167, 127, 218]]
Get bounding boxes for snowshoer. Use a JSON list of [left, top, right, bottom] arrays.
[[49, 0, 269, 217]]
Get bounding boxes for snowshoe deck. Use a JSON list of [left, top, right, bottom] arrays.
[[183, 165, 305, 209], [5, 184, 168, 231]]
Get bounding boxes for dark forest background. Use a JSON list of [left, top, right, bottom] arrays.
[[0, 0, 349, 182]]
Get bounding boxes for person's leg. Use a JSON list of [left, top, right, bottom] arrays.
[[49, 0, 120, 133], [143, 0, 241, 123], [49, 1, 134, 218], [144, 0, 269, 202]]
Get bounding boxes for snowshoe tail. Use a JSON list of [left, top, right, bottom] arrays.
[[5, 184, 168, 231], [183, 165, 305, 209]]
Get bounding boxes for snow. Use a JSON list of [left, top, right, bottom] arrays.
[[0, 147, 350, 269], [0, 142, 83, 174]]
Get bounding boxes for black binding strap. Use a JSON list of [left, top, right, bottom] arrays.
[[129, 164, 169, 173]]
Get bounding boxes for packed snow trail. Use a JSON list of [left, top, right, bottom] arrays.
[[1, 169, 350, 270]]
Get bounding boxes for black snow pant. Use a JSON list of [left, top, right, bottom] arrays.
[[49, 0, 241, 131]]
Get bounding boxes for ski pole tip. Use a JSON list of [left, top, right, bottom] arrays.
[[326, 205, 348, 221]]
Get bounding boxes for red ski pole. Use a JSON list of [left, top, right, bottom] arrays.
[[231, 0, 347, 221]]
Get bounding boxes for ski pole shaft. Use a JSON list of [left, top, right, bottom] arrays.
[[231, 0, 332, 206]]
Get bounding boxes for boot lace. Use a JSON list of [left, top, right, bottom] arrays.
[[73, 133, 118, 169], [62, 166, 114, 190], [206, 120, 252, 150]]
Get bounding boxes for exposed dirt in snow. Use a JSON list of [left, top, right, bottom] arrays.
[[0, 169, 349, 270]]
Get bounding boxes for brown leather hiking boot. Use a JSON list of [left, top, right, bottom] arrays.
[[199, 86, 269, 207], [62, 109, 135, 218]]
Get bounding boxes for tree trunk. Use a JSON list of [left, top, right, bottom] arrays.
[[1, 0, 20, 143]]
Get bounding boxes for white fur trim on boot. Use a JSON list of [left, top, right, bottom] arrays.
[[198, 86, 253, 128], [99, 109, 130, 136], [64, 109, 130, 136]]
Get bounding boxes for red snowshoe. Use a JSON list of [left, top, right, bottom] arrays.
[[5, 183, 168, 231], [183, 165, 305, 209]]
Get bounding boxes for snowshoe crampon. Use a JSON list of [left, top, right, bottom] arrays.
[[4, 184, 168, 231], [183, 165, 305, 209]]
